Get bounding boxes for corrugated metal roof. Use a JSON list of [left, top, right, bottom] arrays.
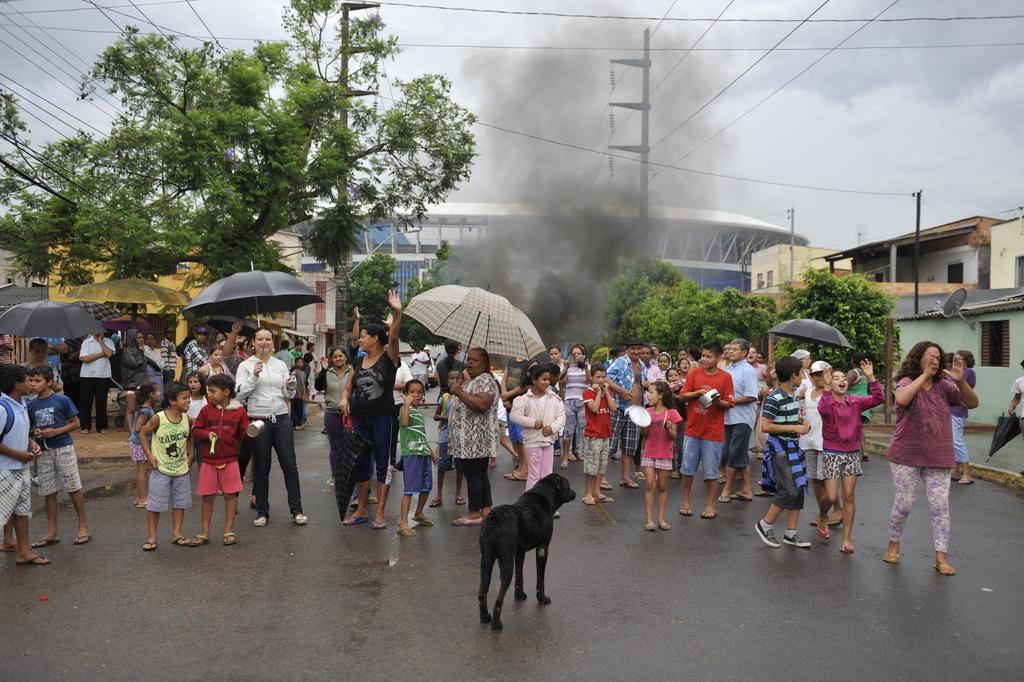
[[0, 284, 47, 312], [895, 290, 1024, 320]]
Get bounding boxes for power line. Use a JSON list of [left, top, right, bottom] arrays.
[[474, 119, 908, 197], [183, 0, 222, 50], [657, 0, 903, 172], [0, 153, 76, 204], [0, 70, 107, 135], [372, 3, 1024, 24], [14, 1, 196, 16], [649, 0, 833, 153], [3, 21, 1022, 53], [125, 0, 169, 40]]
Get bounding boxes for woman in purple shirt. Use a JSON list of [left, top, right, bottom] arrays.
[[948, 350, 977, 485], [884, 341, 978, 576]]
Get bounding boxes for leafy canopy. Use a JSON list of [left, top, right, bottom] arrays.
[[0, 0, 475, 290]]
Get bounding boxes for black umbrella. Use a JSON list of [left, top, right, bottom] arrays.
[[332, 428, 374, 521], [987, 415, 1022, 463], [768, 318, 851, 349], [0, 300, 104, 338], [183, 270, 322, 319], [205, 315, 260, 336]]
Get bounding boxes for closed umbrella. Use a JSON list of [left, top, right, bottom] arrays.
[[184, 270, 322, 319], [768, 319, 851, 349], [987, 415, 1022, 463], [404, 285, 546, 359], [0, 300, 104, 338]]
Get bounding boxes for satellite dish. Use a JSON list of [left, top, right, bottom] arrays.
[[939, 287, 975, 330]]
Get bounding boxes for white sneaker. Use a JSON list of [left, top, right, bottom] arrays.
[[293, 514, 308, 526], [253, 516, 268, 527]]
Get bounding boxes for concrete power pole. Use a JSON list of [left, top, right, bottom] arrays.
[[333, 2, 379, 347], [610, 28, 651, 251], [787, 207, 795, 284]]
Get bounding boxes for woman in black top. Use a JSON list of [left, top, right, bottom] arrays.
[[340, 290, 403, 529]]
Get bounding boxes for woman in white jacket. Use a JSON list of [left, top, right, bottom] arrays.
[[510, 364, 566, 492], [235, 328, 305, 527]]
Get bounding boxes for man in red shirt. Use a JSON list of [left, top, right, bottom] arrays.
[[678, 341, 734, 519], [581, 367, 615, 505]]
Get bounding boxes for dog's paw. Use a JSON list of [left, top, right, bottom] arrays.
[[537, 594, 552, 606], [514, 591, 527, 601], [480, 612, 492, 624], [491, 619, 503, 631]]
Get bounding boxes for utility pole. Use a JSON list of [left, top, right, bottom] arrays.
[[787, 207, 795, 284], [913, 190, 922, 314], [333, 2, 379, 347], [609, 28, 651, 252]]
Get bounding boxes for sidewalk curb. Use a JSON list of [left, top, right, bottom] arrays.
[[864, 439, 1024, 490]]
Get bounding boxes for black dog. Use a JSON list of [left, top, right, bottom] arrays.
[[478, 473, 576, 630]]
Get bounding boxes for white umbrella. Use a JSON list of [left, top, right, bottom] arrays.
[[404, 285, 545, 358]]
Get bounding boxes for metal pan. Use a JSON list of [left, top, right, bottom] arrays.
[[627, 404, 651, 427]]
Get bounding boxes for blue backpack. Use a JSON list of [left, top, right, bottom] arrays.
[[0, 399, 14, 443]]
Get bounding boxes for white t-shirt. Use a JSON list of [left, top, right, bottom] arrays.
[[799, 389, 823, 451], [187, 395, 207, 421], [393, 361, 414, 404], [410, 351, 431, 376], [79, 336, 116, 379], [1012, 376, 1024, 417]]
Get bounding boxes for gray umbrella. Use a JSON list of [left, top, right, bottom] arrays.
[[72, 300, 122, 321], [768, 318, 852, 348], [183, 270, 322, 318], [0, 300, 104, 338]]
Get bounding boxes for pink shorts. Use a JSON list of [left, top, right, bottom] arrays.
[[196, 461, 243, 496]]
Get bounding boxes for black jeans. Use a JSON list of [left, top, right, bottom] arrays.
[[324, 412, 344, 477], [291, 397, 306, 426], [458, 458, 492, 513], [251, 413, 303, 518], [79, 377, 110, 431]]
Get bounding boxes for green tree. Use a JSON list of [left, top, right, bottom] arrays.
[[0, 1, 475, 294], [603, 259, 683, 343], [778, 268, 896, 367], [349, 253, 397, 321]]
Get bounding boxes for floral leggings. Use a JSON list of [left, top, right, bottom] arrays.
[[889, 463, 951, 552]]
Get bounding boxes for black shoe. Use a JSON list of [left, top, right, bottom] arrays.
[[754, 521, 780, 548]]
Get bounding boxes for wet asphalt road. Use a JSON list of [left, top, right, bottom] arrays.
[[2, 420, 1022, 681]]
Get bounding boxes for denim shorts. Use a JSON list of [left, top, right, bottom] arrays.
[[951, 415, 969, 464], [680, 436, 722, 480], [437, 441, 454, 472], [722, 423, 752, 469], [508, 420, 524, 444], [147, 470, 192, 512], [401, 456, 433, 495]]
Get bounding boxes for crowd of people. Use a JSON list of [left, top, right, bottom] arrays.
[[0, 292, 1014, 577]]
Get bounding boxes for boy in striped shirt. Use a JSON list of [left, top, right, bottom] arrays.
[[754, 356, 811, 549]]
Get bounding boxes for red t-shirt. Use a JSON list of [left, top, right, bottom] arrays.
[[582, 388, 612, 438], [682, 367, 734, 442], [642, 407, 683, 459]]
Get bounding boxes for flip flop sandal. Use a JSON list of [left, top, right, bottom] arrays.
[[882, 552, 900, 565], [816, 525, 831, 540], [142, 542, 158, 552], [450, 518, 482, 526], [73, 535, 92, 545], [413, 516, 434, 527], [599, 482, 613, 491], [223, 533, 237, 546], [679, 509, 692, 517], [957, 480, 975, 485], [839, 544, 855, 554], [428, 499, 443, 508], [582, 497, 596, 505], [173, 537, 194, 547], [455, 497, 466, 505], [754, 491, 773, 497], [0, 544, 16, 552], [717, 495, 731, 503], [134, 502, 148, 509], [560, 463, 569, 470], [934, 562, 957, 576], [645, 522, 656, 532], [658, 522, 672, 531], [503, 473, 526, 481], [729, 493, 753, 502], [396, 528, 416, 537], [371, 520, 387, 530], [700, 511, 717, 520], [16, 556, 51, 566], [342, 516, 369, 526], [595, 496, 615, 503], [191, 534, 210, 547], [31, 538, 60, 548], [619, 481, 640, 489]]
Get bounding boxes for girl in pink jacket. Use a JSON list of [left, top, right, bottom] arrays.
[[510, 364, 566, 492]]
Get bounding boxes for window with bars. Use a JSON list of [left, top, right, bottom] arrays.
[[315, 281, 327, 325], [980, 320, 1009, 367]]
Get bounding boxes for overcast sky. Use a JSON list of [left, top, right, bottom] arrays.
[[2, 0, 1022, 250]]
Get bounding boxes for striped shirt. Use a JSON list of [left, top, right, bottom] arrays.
[[762, 387, 801, 442]]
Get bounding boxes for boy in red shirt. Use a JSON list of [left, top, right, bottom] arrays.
[[581, 367, 615, 505], [678, 341, 734, 519], [190, 374, 250, 546]]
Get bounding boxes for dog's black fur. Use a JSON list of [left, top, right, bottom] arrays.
[[478, 473, 576, 630]]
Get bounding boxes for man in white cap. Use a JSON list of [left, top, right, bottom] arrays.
[[791, 349, 812, 399]]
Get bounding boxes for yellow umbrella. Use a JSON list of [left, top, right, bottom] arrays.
[[66, 278, 190, 323]]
